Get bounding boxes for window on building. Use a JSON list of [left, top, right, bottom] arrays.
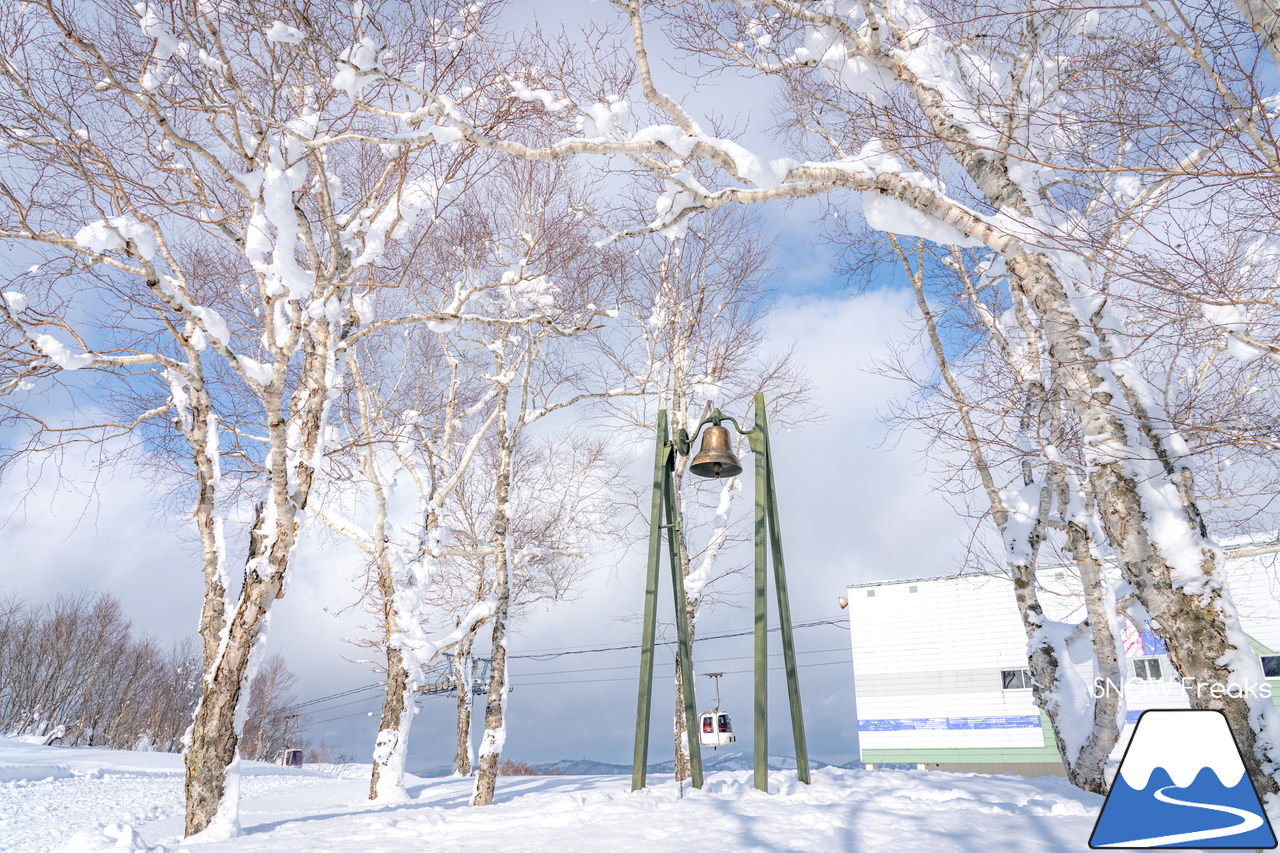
[[1133, 658, 1162, 681], [1261, 655, 1280, 678], [908, 585, 918, 593], [1001, 669, 1033, 689]]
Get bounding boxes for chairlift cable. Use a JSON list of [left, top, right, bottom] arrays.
[[287, 617, 849, 712], [509, 618, 847, 661], [517, 646, 850, 678], [299, 660, 852, 726], [308, 706, 382, 725], [513, 658, 850, 687]]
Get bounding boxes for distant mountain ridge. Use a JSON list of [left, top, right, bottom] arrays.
[[644, 752, 835, 774], [413, 752, 861, 778]]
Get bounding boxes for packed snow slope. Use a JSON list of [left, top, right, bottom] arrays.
[[0, 736, 1232, 852]]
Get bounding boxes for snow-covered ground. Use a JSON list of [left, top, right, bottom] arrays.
[[0, 736, 1206, 852]]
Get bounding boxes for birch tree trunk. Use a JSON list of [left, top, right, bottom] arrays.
[[188, 377, 228, 675], [359, 357, 417, 803], [865, 167, 1280, 793], [472, 394, 513, 807], [1008, 249, 1279, 796], [1061, 483, 1124, 792], [369, 619, 412, 800], [884, 36, 1270, 777], [454, 628, 480, 776], [186, 323, 339, 835]]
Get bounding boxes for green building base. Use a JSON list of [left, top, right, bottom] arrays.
[[861, 712, 1063, 775], [861, 669, 1280, 777]]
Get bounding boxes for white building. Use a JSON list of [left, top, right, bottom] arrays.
[[847, 546, 1280, 776]]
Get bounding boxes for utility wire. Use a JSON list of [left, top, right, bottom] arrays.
[[308, 708, 382, 725], [285, 683, 383, 711], [293, 645, 844, 712], [509, 618, 848, 662], [512, 658, 851, 688], [304, 659, 854, 726], [291, 694, 389, 715], [289, 616, 849, 716], [515, 647, 851, 678]]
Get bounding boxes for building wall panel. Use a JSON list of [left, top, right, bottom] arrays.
[[846, 550, 1280, 769]]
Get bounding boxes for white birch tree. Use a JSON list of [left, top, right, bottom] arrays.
[[319, 153, 631, 803], [315, 326, 501, 802], [0, 0, 522, 833], [877, 235, 1125, 792], [430, 429, 624, 778], [446, 160, 634, 806], [341, 0, 1280, 792]]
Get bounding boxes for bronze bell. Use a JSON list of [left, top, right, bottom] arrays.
[[688, 424, 743, 479]]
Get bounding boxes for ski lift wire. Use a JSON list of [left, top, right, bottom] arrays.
[[514, 645, 855, 676], [509, 618, 848, 661], [286, 618, 849, 711], [512, 658, 851, 688], [308, 706, 382, 725]]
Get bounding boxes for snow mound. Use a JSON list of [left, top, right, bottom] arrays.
[[49, 823, 150, 853], [0, 764, 75, 783]]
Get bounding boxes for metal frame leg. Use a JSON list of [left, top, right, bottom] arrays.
[[632, 413, 668, 791], [750, 419, 769, 792], [632, 410, 703, 791], [757, 394, 810, 784]]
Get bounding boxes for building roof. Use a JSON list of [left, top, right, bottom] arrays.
[[846, 571, 996, 590], [846, 536, 1280, 590]]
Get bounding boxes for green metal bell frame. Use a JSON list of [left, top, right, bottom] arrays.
[[631, 394, 810, 794]]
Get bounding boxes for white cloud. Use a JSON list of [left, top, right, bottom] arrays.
[[0, 288, 978, 774]]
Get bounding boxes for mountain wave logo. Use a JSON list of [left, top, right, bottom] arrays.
[[1090, 709, 1277, 848]]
